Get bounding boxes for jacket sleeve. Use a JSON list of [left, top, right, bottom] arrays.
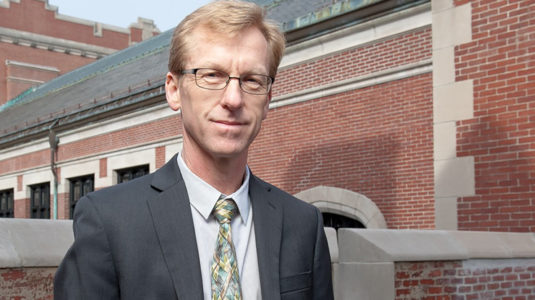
[[54, 195, 120, 300], [313, 207, 334, 300]]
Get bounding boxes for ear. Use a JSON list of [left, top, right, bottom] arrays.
[[165, 72, 181, 111], [262, 91, 271, 120]]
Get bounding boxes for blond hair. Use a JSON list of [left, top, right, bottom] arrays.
[[168, 0, 285, 78]]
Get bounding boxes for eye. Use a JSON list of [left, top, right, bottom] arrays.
[[242, 75, 265, 88], [199, 69, 227, 83]]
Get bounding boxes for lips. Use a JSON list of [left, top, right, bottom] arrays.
[[213, 119, 246, 126], [216, 120, 243, 125]]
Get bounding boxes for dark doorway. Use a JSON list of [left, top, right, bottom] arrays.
[[322, 212, 365, 230]]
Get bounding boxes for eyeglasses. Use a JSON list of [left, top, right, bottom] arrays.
[[181, 68, 274, 95]]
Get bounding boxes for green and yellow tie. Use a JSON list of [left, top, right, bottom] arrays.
[[211, 197, 242, 300]]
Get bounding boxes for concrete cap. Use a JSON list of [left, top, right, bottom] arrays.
[[0, 219, 73, 268], [338, 229, 535, 263]]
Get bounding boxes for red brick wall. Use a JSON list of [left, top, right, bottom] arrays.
[[99, 158, 108, 178], [0, 148, 50, 176], [155, 146, 166, 169], [5, 61, 58, 101], [0, 268, 54, 300], [0, 43, 94, 104], [454, 0, 535, 232], [57, 192, 69, 220], [1, 260, 533, 299], [273, 28, 432, 97], [17, 175, 23, 192], [249, 27, 434, 229], [130, 27, 143, 43], [0, 0, 129, 49], [0, 115, 181, 174], [251, 73, 434, 229], [0, 43, 94, 74], [395, 260, 535, 299], [14, 198, 30, 218]]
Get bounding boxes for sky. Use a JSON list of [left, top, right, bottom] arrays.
[[48, 0, 212, 32]]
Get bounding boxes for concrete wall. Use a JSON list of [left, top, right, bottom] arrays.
[[334, 228, 535, 299], [1, 219, 534, 299], [0, 218, 71, 299]]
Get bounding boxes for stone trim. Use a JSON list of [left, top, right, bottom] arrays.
[[271, 60, 432, 109], [431, 0, 474, 230], [281, 3, 431, 69], [0, 0, 19, 8], [6, 76, 45, 84], [295, 186, 387, 229], [0, 27, 117, 57], [5, 60, 60, 72], [0, 102, 172, 161]]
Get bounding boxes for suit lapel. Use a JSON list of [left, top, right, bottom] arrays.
[[249, 175, 283, 300], [147, 155, 203, 300]]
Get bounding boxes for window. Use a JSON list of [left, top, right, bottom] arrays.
[[322, 212, 365, 231], [30, 183, 50, 219], [69, 175, 94, 219], [295, 186, 387, 229], [116, 165, 149, 184], [0, 189, 14, 218]]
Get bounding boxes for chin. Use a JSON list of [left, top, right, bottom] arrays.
[[210, 143, 249, 159]]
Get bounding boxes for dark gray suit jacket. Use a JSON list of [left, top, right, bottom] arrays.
[[54, 155, 333, 299]]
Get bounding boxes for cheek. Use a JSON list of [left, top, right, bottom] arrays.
[[259, 99, 270, 120], [179, 88, 200, 115], [262, 104, 269, 120]]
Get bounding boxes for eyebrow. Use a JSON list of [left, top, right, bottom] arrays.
[[194, 62, 268, 75]]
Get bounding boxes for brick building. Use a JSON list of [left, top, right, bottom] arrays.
[[1, 0, 535, 298], [0, 0, 159, 106], [0, 0, 533, 232]]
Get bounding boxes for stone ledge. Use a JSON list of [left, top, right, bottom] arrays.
[[324, 227, 338, 263], [0, 219, 73, 268], [338, 228, 535, 263]]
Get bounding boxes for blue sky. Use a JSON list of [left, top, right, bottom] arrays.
[[48, 0, 211, 32]]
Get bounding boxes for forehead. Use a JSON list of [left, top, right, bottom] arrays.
[[184, 26, 270, 73]]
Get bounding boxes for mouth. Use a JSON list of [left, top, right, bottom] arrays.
[[215, 120, 243, 125], [213, 119, 246, 126], [212, 120, 247, 131]]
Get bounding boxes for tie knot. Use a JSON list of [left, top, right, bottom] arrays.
[[213, 197, 238, 224]]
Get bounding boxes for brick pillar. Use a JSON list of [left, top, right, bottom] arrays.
[[155, 146, 166, 169]]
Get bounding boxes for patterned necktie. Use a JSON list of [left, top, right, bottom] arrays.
[[211, 197, 242, 300]]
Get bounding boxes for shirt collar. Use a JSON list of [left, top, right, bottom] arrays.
[[177, 153, 250, 223]]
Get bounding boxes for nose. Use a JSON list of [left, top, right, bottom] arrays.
[[220, 77, 244, 110]]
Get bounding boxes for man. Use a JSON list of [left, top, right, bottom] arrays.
[[54, 1, 333, 299]]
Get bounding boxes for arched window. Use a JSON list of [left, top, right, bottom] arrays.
[[295, 186, 387, 229], [322, 212, 365, 230]]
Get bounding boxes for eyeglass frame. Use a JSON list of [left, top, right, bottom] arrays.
[[180, 68, 275, 95]]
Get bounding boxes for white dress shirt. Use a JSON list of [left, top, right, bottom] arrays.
[[177, 154, 262, 300]]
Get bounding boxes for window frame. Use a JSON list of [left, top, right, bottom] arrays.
[[116, 164, 149, 184], [69, 175, 94, 219], [0, 188, 14, 218], [30, 182, 50, 219]]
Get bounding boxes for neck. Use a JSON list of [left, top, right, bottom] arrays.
[[181, 145, 247, 196]]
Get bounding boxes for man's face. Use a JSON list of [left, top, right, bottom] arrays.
[[165, 26, 271, 161]]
